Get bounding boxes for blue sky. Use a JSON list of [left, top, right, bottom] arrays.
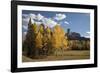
[[22, 10, 90, 38]]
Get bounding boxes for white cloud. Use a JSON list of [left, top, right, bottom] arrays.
[[86, 31, 90, 34], [22, 18, 29, 23], [29, 13, 36, 19], [24, 32, 27, 35], [29, 13, 44, 21], [22, 14, 29, 18], [64, 21, 69, 24], [36, 14, 44, 21], [35, 21, 42, 25], [42, 18, 57, 28], [22, 13, 59, 28], [54, 13, 66, 21], [84, 35, 90, 38], [22, 25, 28, 30], [84, 31, 90, 38], [22, 18, 29, 30]]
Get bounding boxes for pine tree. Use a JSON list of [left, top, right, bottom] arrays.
[[23, 18, 38, 57]]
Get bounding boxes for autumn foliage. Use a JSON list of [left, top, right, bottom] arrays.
[[51, 25, 67, 50], [23, 18, 68, 58], [23, 18, 90, 58]]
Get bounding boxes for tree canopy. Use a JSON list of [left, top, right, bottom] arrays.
[[23, 18, 68, 57]]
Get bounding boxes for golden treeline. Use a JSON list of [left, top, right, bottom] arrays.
[[23, 22, 68, 57]]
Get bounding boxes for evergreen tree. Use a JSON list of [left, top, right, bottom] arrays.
[[23, 18, 38, 57]]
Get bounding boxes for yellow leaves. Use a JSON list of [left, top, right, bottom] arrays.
[[51, 25, 68, 49], [45, 27, 51, 40], [25, 21, 68, 51], [54, 25, 65, 35], [62, 38, 68, 49], [39, 24, 44, 34], [32, 23, 38, 33], [46, 27, 51, 33], [35, 31, 43, 49], [51, 33, 58, 49]]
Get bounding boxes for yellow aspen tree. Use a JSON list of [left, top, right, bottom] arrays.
[[35, 31, 43, 49], [51, 25, 68, 50]]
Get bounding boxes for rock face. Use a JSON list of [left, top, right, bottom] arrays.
[[65, 28, 89, 40]]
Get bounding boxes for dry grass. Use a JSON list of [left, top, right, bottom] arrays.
[[22, 50, 90, 62]]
